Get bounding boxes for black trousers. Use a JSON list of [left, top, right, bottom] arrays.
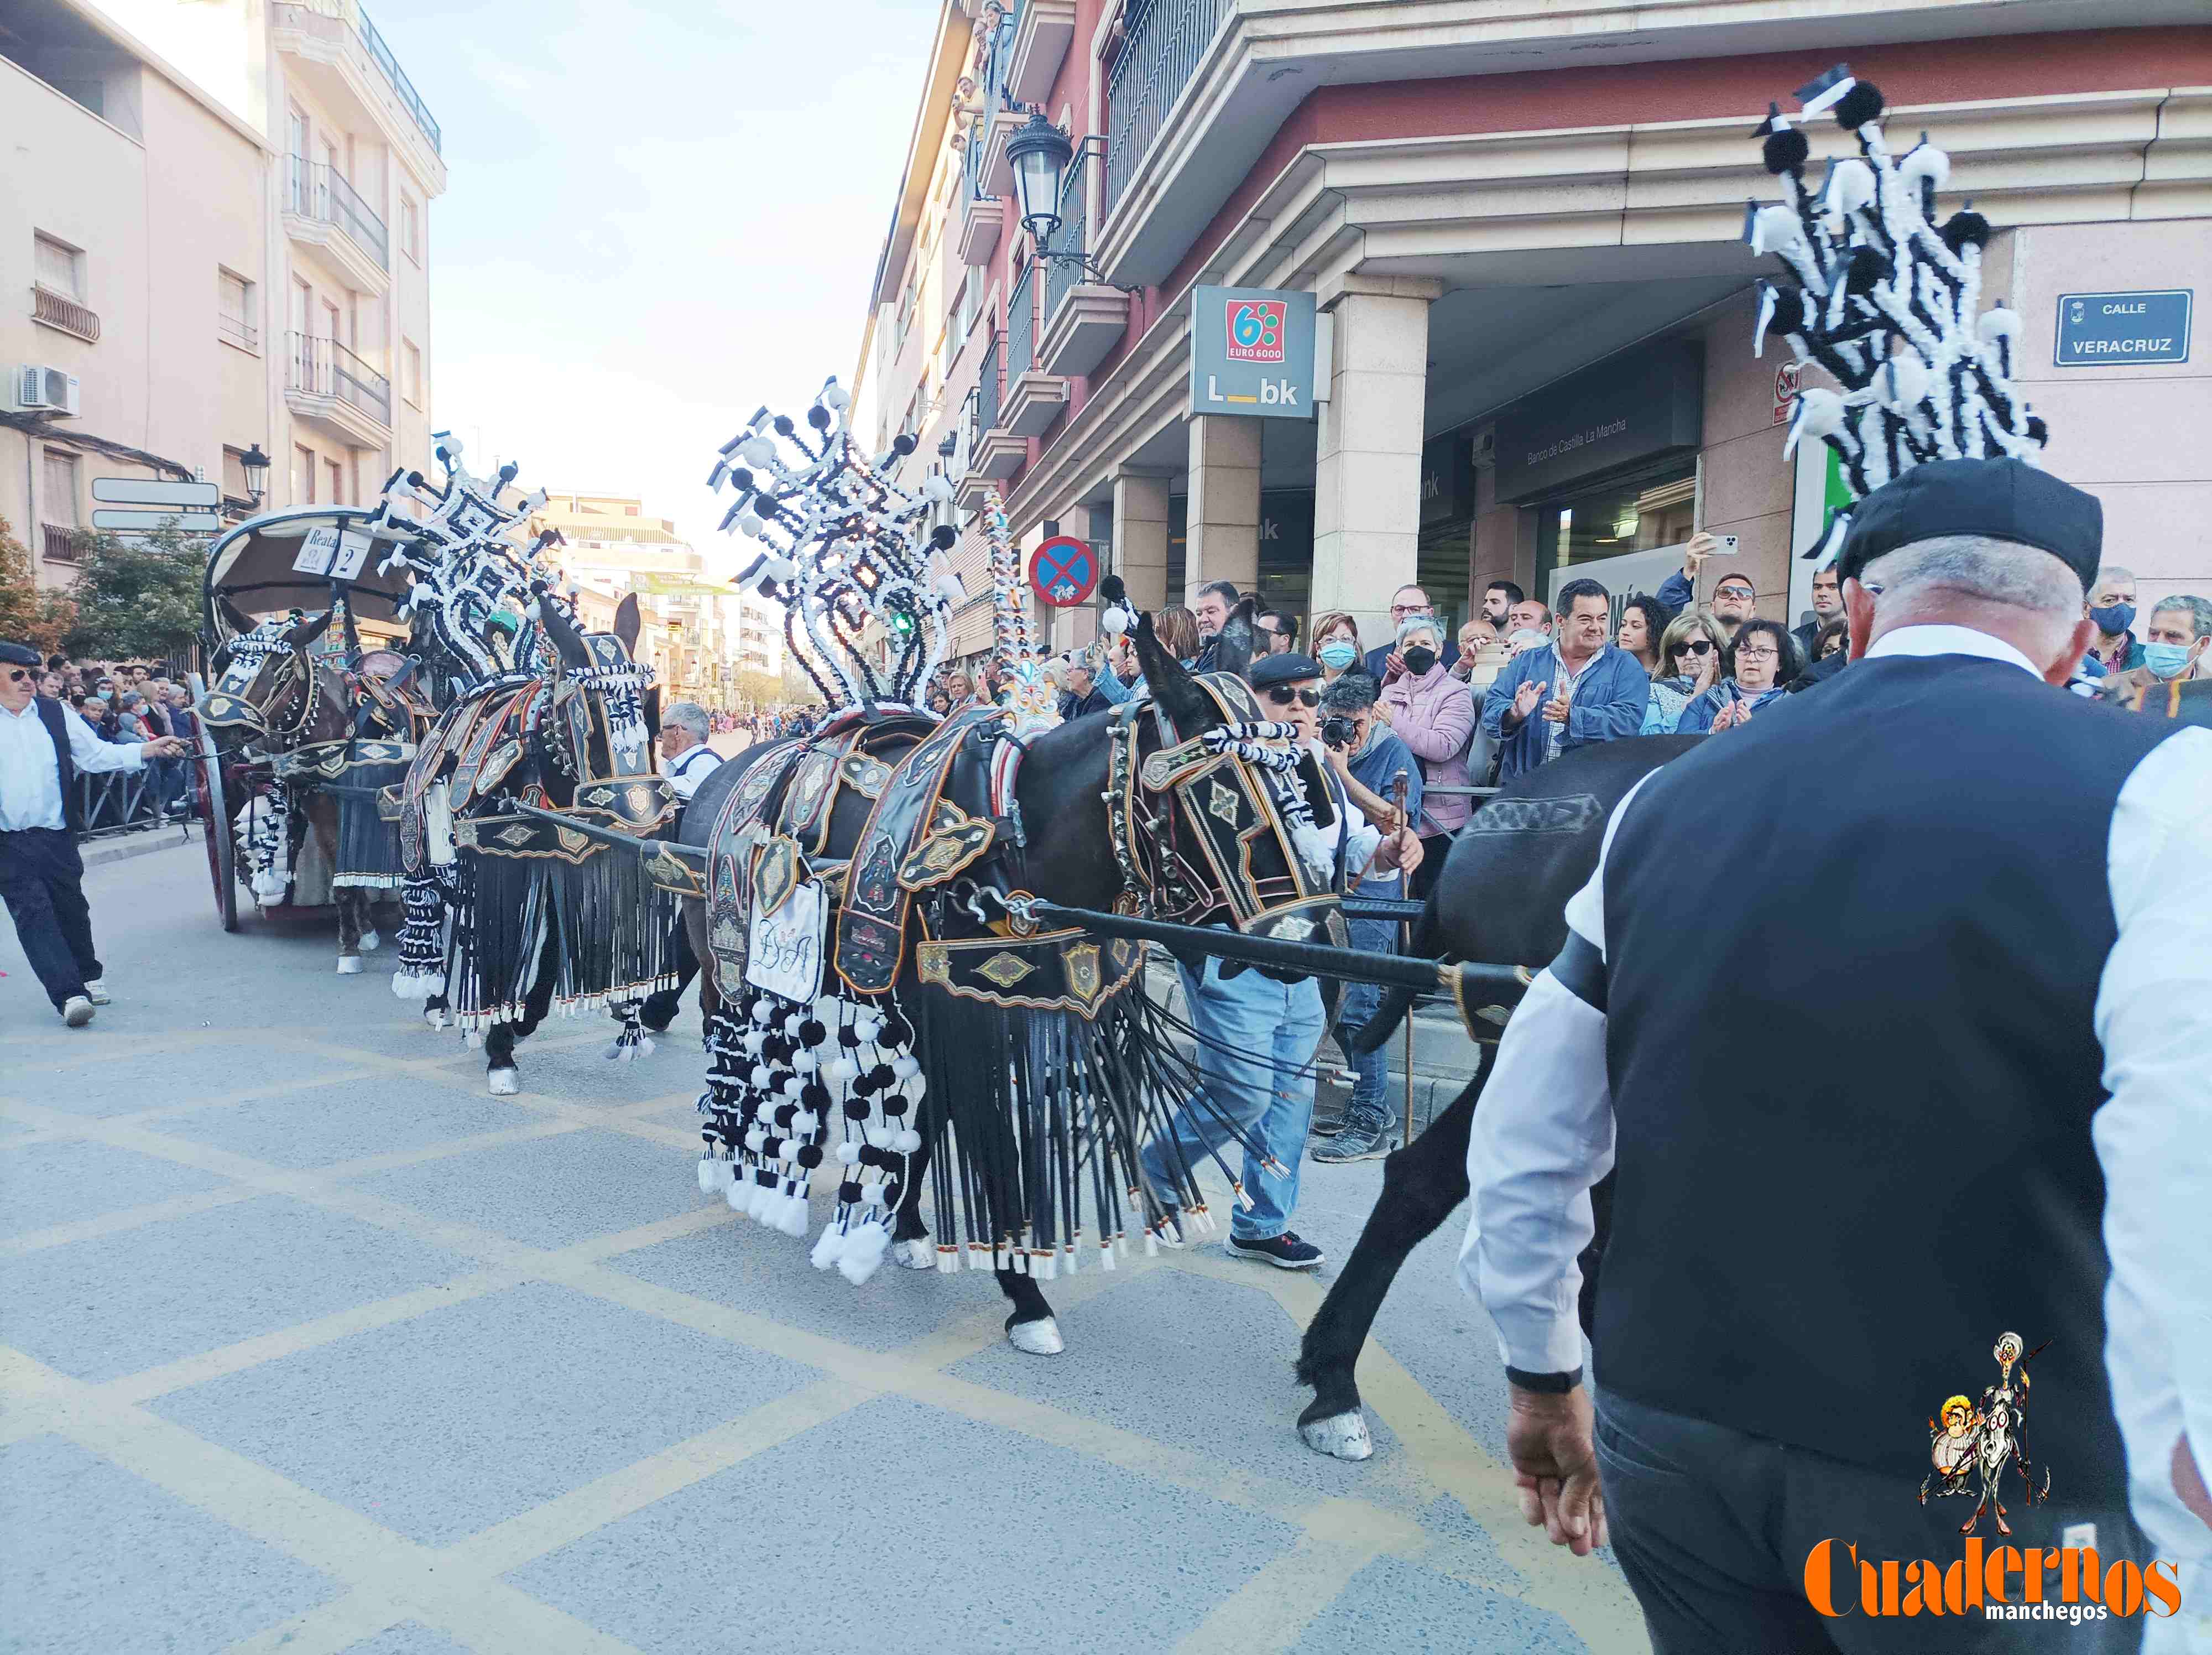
[[1595, 1386, 2151, 1653], [638, 909, 698, 1031], [1, 827, 100, 1012]]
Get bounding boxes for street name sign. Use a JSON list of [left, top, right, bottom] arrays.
[[1189, 286, 1318, 420], [89, 507, 221, 533], [2054, 289, 2190, 366], [91, 477, 221, 508]]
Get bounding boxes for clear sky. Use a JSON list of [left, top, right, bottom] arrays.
[[371, 0, 940, 570]]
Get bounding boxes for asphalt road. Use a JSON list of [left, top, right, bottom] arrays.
[[1, 841, 1647, 1655]]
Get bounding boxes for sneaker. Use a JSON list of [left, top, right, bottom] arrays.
[[1227, 1231, 1324, 1270], [1313, 1120, 1394, 1163], [62, 996, 96, 1028], [84, 979, 112, 1006]]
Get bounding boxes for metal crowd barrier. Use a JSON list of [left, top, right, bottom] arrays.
[[74, 762, 185, 839]]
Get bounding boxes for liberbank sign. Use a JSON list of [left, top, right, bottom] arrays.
[[1189, 286, 1318, 419]]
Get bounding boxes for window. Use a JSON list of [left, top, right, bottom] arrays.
[[35, 233, 83, 299], [222, 446, 251, 501], [217, 269, 256, 351], [294, 444, 315, 503], [43, 449, 80, 527], [326, 459, 344, 505], [403, 339, 423, 408], [401, 195, 421, 263]]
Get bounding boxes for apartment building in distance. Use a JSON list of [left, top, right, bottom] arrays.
[[532, 488, 785, 710], [2, 0, 445, 591], [858, 1, 2210, 663]]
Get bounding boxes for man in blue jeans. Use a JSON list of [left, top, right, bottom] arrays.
[[1140, 653, 1422, 1267]]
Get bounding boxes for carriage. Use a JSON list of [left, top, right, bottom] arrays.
[[193, 505, 429, 944]]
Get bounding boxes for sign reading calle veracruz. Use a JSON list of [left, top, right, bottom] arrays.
[[2054, 289, 2191, 366], [1189, 285, 1318, 420]]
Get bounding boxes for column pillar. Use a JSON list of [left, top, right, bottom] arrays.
[[1110, 466, 1173, 612], [1183, 414, 1260, 606], [1311, 275, 1441, 652]]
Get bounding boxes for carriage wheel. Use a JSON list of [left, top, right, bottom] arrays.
[[186, 673, 238, 933]]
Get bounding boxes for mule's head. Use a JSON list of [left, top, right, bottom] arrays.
[[199, 607, 342, 756]]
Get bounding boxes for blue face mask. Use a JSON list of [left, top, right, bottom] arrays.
[[2143, 641, 2196, 680], [1317, 641, 1360, 670], [2090, 602, 2135, 636]]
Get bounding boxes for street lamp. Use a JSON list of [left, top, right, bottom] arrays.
[[1002, 110, 1145, 295], [239, 443, 271, 505]]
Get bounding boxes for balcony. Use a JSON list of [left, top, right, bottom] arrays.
[[1036, 169, 1126, 380], [32, 285, 100, 344], [1104, 0, 1223, 220], [955, 187, 1005, 267], [1005, 0, 1078, 105], [966, 338, 1026, 490], [273, 0, 446, 191], [998, 267, 1069, 438], [284, 157, 390, 294], [284, 331, 393, 448], [41, 523, 86, 564], [979, 101, 1026, 199]]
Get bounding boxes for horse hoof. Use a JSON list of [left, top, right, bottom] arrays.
[[1299, 1411, 1374, 1461], [359, 929, 381, 953], [892, 1238, 936, 1271], [336, 955, 363, 975], [1006, 1316, 1063, 1356], [488, 1068, 519, 1096], [424, 1007, 448, 1031]]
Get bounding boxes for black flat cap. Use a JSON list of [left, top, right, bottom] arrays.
[[1837, 457, 2102, 593], [0, 641, 43, 668], [1247, 651, 1321, 689]]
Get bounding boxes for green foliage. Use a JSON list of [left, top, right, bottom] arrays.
[[0, 516, 77, 653], [61, 520, 206, 662]]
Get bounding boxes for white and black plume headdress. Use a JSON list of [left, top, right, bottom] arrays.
[[1747, 66, 2046, 564], [708, 379, 958, 711]]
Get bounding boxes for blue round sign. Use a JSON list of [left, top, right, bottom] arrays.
[[1028, 535, 1098, 607]]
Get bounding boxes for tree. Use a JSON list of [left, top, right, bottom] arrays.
[[61, 520, 206, 662], [0, 516, 77, 654]]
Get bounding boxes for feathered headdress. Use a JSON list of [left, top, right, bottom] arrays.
[[708, 379, 959, 711], [1746, 66, 2044, 564]]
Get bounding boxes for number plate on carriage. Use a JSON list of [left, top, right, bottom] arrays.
[[746, 879, 827, 1002]]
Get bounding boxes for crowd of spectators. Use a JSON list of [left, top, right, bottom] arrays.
[[33, 653, 200, 830]]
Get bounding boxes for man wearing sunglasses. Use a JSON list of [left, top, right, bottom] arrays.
[[1, 640, 189, 1028], [1140, 652, 1420, 1268]]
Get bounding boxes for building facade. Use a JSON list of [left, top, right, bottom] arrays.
[[3, 0, 444, 590], [857, 2, 2210, 660]]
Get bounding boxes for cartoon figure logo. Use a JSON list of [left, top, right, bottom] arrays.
[[1919, 1331, 2053, 1536], [1225, 299, 1287, 364]]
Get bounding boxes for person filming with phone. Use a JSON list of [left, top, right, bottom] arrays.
[[1655, 532, 1758, 641]]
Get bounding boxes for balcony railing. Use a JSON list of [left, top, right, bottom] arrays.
[[286, 331, 393, 428], [273, 0, 441, 156], [1044, 162, 1088, 321], [41, 523, 85, 563], [32, 284, 101, 342], [1105, 0, 1224, 217], [1008, 267, 1037, 379], [976, 336, 1004, 439], [286, 156, 390, 269], [218, 314, 259, 351]]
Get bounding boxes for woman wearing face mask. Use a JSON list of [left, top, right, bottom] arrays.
[[1677, 618, 1799, 733], [1307, 611, 1365, 684], [1377, 615, 1476, 893], [1641, 613, 1727, 733]]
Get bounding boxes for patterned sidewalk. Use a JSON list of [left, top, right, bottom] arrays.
[[1, 844, 1646, 1655]]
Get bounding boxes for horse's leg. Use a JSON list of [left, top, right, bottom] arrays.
[[335, 887, 365, 974], [998, 1267, 1061, 1355], [485, 928, 557, 1096], [1294, 1060, 1486, 1461], [888, 1123, 937, 1271]]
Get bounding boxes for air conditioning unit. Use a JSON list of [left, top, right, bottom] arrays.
[[12, 365, 81, 417]]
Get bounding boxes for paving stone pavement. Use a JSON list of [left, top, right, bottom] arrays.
[[1, 844, 1648, 1655]]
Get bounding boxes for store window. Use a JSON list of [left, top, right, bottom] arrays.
[[1535, 458, 1698, 571]]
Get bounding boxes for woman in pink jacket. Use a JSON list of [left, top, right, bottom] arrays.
[[1377, 615, 1477, 893]]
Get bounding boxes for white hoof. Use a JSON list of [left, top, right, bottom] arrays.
[[1299, 1411, 1374, 1461], [336, 955, 363, 975], [424, 1007, 448, 1031], [891, 1238, 937, 1272], [359, 929, 381, 953], [1006, 1316, 1064, 1357], [488, 1068, 519, 1096]]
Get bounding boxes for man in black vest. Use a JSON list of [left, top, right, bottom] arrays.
[[1, 640, 188, 1027], [1456, 459, 2212, 1651]]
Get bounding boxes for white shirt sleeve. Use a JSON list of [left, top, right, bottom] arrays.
[[2093, 727, 2212, 1561], [1457, 771, 1657, 1376], [66, 714, 147, 776]]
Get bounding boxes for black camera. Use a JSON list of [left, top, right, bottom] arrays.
[[1321, 714, 1359, 749]]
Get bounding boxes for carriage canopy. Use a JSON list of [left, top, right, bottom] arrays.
[[202, 507, 419, 643]]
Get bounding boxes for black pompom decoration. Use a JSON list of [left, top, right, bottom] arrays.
[[838, 1182, 864, 1205], [731, 468, 754, 491], [1099, 573, 1126, 605], [799, 1019, 826, 1048], [796, 1144, 824, 1169], [773, 414, 796, 436], [858, 1146, 888, 1169], [1939, 211, 1991, 256], [881, 1094, 909, 1118], [930, 524, 958, 550], [879, 1014, 914, 1047], [806, 404, 831, 429], [1770, 287, 1809, 332], [1832, 80, 1884, 131], [891, 433, 917, 456], [2026, 415, 2049, 445], [1844, 244, 1888, 293], [801, 1081, 830, 1111], [866, 1063, 895, 1092], [845, 1100, 870, 1120], [837, 1026, 862, 1049], [773, 1103, 797, 1128], [1762, 127, 1809, 175]]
